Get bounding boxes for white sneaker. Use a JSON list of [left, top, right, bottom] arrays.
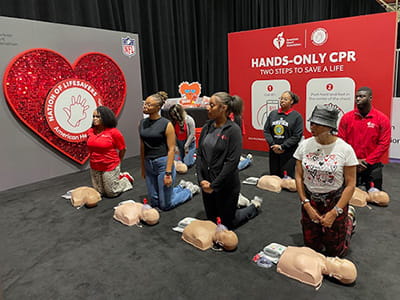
[[179, 179, 188, 188], [246, 153, 253, 160], [251, 196, 263, 209], [237, 193, 250, 207], [185, 181, 200, 195]]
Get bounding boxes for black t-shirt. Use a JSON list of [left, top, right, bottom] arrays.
[[139, 117, 170, 159]]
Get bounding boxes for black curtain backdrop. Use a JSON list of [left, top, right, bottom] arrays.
[[0, 0, 388, 98]]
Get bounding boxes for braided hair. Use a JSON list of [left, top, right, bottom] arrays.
[[150, 91, 168, 108]]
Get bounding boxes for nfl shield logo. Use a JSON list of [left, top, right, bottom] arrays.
[[122, 36, 136, 57]]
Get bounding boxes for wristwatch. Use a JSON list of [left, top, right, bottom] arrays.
[[301, 199, 310, 205], [165, 171, 172, 176], [334, 206, 344, 216]]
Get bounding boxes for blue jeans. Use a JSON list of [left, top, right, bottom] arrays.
[[144, 156, 192, 210], [176, 139, 196, 167], [238, 157, 251, 171]]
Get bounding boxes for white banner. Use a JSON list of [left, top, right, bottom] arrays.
[[390, 97, 400, 159]]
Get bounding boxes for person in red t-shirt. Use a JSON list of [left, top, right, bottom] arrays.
[[338, 87, 391, 190], [87, 106, 133, 197], [168, 104, 196, 167]]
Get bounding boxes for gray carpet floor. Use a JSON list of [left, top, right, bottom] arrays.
[[1, 152, 399, 299]]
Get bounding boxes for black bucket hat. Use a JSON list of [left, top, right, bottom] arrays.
[[308, 105, 339, 129]]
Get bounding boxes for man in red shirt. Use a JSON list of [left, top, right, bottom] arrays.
[[338, 87, 391, 190]]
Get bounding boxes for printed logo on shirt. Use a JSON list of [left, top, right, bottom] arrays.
[[217, 133, 228, 140], [274, 124, 285, 136], [367, 121, 376, 129], [272, 118, 289, 127]]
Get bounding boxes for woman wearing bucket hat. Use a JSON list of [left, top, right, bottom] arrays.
[[293, 105, 358, 257]]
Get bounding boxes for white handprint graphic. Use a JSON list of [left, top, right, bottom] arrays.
[[63, 95, 90, 127]]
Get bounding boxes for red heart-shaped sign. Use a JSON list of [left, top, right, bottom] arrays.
[[179, 81, 201, 101], [3, 49, 126, 164]]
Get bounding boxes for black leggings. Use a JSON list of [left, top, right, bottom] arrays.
[[202, 189, 258, 229], [269, 148, 296, 178], [357, 162, 383, 190]]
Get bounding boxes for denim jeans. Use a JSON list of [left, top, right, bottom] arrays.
[[144, 155, 192, 210], [175, 139, 196, 167], [238, 157, 251, 171]]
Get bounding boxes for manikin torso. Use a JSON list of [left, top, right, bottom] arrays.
[[277, 246, 357, 288]]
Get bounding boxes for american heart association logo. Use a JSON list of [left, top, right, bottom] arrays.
[[3, 49, 126, 164], [273, 32, 285, 50]]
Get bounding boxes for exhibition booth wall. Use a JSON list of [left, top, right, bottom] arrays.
[[0, 17, 143, 191]]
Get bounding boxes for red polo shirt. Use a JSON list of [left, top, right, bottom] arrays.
[[338, 107, 391, 165]]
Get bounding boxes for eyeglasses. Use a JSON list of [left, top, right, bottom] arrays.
[[143, 101, 159, 107], [92, 115, 101, 118]]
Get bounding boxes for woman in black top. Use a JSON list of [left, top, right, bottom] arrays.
[[263, 91, 303, 178], [196, 92, 261, 229], [139, 91, 193, 210]]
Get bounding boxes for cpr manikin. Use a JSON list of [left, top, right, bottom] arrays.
[[71, 186, 102, 208], [277, 246, 357, 289], [257, 175, 282, 193], [113, 200, 160, 226], [350, 187, 368, 207], [174, 160, 188, 174], [182, 219, 239, 251], [367, 183, 390, 206], [280, 171, 297, 192]]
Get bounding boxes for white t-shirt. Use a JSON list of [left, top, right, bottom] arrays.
[[293, 137, 358, 193]]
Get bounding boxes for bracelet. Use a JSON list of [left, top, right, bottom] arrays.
[[301, 199, 310, 205], [165, 171, 172, 176], [334, 206, 343, 216]]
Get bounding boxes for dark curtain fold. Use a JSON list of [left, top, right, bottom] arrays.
[[0, 0, 387, 98]]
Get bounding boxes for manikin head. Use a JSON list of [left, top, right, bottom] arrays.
[[175, 161, 188, 174], [324, 257, 357, 284], [368, 190, 390, 206], [141, 206, 160, 225], [213, 229, 239, 251], [257, 175, 282, 193], [113, 201, 160, 226], [70, 186, 101, 208], [281, 178, 297, 192]]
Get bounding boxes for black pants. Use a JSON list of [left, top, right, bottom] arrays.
[[202, 189, 258, 229], [357, 162, 383, 190], [269, 148, 296, 178]]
